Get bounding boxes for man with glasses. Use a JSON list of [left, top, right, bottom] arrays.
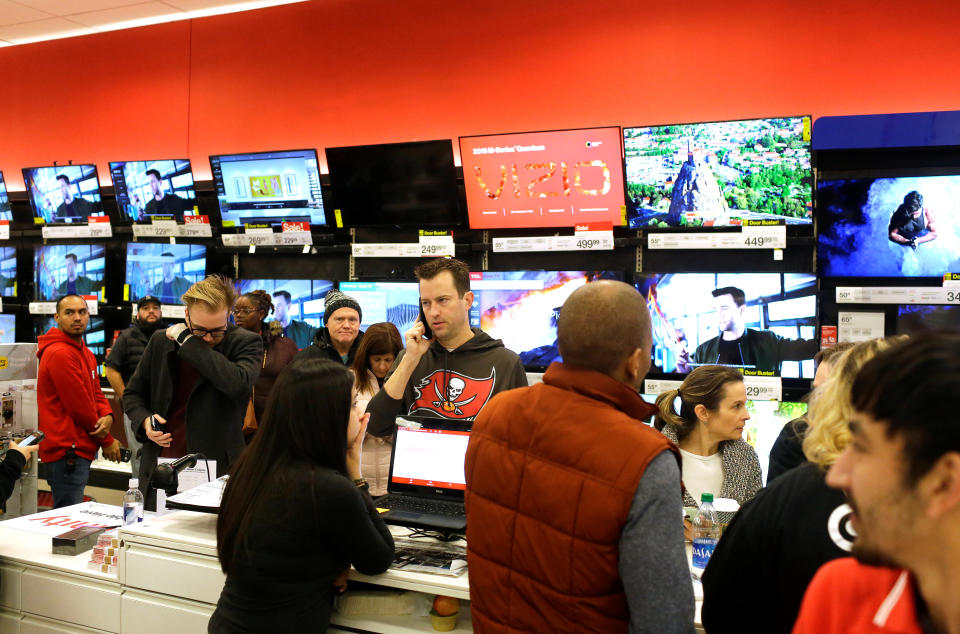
[[122, 276, 262, 509]]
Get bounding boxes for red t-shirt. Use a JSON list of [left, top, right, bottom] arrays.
[[794, 558, 926, 633], [160, 358, 200, 459]]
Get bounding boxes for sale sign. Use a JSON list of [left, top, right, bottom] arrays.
[[459, 127, 625, 229]]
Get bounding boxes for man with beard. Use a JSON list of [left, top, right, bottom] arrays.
[[105, 296, 165, 475], [794, 332, 960, 633]]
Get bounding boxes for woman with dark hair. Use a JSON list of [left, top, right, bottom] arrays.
[[654, 365, 761, 530], [232, 290, 298, 439], [350, 322, 403, 496], [209, 358, 394, 633]]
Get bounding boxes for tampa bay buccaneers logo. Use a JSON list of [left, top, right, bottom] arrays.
[[408, 368, 496, 420]]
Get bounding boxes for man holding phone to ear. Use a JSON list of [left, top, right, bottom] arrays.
[[366, 258, 527, 437]]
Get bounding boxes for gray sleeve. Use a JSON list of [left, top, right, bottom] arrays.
[[619, 450, 696, 634]]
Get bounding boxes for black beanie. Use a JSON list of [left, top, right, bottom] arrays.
[[323, 290, 362, 324]]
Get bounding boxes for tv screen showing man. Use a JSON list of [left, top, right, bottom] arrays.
[[233, 280, 332, 349], [34, 245, 105, 302], [0, 171, 12, 221], [638, 273, 818, 378], [110, 160, 197, 223], [21, 165, 103, 224], [126, 244, 206, 303]]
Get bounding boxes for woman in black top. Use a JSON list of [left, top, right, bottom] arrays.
[[209, 358, 394, 633]]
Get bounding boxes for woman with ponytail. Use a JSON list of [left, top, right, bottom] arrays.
[[232, 289, 298, 439], [654, 365, 762, 521]]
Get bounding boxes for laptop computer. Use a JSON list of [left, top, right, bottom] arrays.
[[375, 418, 469, 532]]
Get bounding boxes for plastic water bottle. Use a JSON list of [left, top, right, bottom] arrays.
[[691, 492, 719, 578], [123, 479, 144, 525]]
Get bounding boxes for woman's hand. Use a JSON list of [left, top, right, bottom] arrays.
[[346, 412, 369, 481]]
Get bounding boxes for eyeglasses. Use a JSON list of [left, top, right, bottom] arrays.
[[231, 308, 256, 316], [186, 317, 227, 339]]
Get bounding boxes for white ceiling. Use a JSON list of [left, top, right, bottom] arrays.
[[0, 0, 309, 46]]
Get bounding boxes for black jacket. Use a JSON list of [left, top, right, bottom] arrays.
[[122, 326, 262, 494], [294, 327, 363, 366], [701, 461, 852, 634], [105, 319, 164, 384], [767, 417, 808, 484], [693, 328, 818, 374], [0, 451, 25, 505]]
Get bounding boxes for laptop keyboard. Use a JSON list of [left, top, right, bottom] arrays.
[[376, 495, 465, 518]]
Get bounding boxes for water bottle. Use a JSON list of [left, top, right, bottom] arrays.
[[691, 492, 719, 578], [123, 479, 144, 525]]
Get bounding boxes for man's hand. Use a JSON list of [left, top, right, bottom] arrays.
[[102, 439, 123, 463], [346, 412, 369, 481], [144, 414, 172, 448], [675, 348, 692, 374], [90, 414, 113, 438], [166, 323, 188, 341], [6, 441, 37, 464], [333, 567, 350, 593], [403, 320, 433, 360]]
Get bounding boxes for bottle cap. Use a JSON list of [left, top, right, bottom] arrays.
[[129, 478, 139, 488], [701, 492, 714, 502]]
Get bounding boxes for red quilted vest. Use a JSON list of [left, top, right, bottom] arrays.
[[465, 363, 678, 633]]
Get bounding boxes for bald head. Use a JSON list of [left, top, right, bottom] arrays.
[[557, 280, 652, 377]]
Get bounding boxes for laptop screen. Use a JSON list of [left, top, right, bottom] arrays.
[[391, 427, 469, 491]]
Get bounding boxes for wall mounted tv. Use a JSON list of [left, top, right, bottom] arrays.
[[125, 243, 207, 304], [459, 127, 625, 229], [338, 281, 419, 335], [0, 314, 14, 345], [233, 279, 334, 350], [21, 165, 105, 224], [469, 270, 622, 369], [897, 304, 960, 334], [0, 171, 12, 221], [0, 247, 15, 298], [325, 140, 461, 227], [34, 244, 105, 302], [209, 149, 326, 227], [110, 159, 199, 223], [817, 174, 960, 277], [637, 272, 818, 378], [623, 116, 812, 229]]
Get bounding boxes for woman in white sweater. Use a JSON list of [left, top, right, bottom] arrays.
[[351, 322, 403, 496]]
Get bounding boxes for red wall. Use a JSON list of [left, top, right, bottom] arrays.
[[2, 0, 959, 188]]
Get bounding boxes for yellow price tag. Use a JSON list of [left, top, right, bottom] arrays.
[[620, 204, 628, 226], [334, 209, 343, 228], [123, 285, 130, 302], [0, 358, 8, 370], [802, 116, 811, 142]]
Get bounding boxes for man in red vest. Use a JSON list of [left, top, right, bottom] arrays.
[[794, 333, 960, 634], [465, 280, 694, 633]]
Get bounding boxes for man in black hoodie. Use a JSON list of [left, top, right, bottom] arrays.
[[294, 290, 364, 366], [367, 258, 527, 437], [105, 295, 165, 475]]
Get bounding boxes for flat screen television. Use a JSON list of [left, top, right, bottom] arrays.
[[233, 279, 334, 349], [21, 164, 104, 224], [35, 316, 105, 374], [897, 304, 960, 333], [459, 127, 626, 229], [209, 149, 326, 227], [125, 243, 207, 304], [623, 116, 812, 228], [0, 247, 15, 298], [0, 171, 11, 221], [817, 175, 960, 277], [110, 160, 198, 223], [325, 140, 461, 227], [34, 244, 105, 302], [469, 270, 623, 369], [338, 281, 419, 335], [0, 314, 14, 344], [637, 272, 818, 378]]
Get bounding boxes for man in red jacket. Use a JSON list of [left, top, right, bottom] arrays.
[[38, 295, 122, 508]]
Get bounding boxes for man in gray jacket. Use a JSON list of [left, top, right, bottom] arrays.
[[123, 275, 262, 508]]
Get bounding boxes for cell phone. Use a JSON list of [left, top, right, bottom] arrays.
[[418, 303, 433, 340], [119, 447, 132, 462], [18, 431, 45, 447], [150, 415, 166, 432]]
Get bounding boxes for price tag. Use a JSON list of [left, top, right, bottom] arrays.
[[492, 236, 555, 253], [838, 312, 885, 343], [280, 221, 313, 245], [351, 243, 422, 258], [571, 223, 614, 251], [647, 225, 785, 250], [742, 375, 782, 401], [943, 273, 960, 289], [740, 222, 786, 249], [820, 325, 838, 348], [87, 216, 113, 238], [160, 305, 186, 320], [418, 234, 455, 257], [0, 221, 9, 241], [28, 302, 56, 315], [643, 379, 683, 394], [41, 219, 113, 239], [182, 216, 213, 238], [837, 286, 958, 305]]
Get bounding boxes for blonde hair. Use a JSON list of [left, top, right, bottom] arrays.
[[181, 275, 236, 311], [803, 335, 908, 468], [654, 365, 743, 441]]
